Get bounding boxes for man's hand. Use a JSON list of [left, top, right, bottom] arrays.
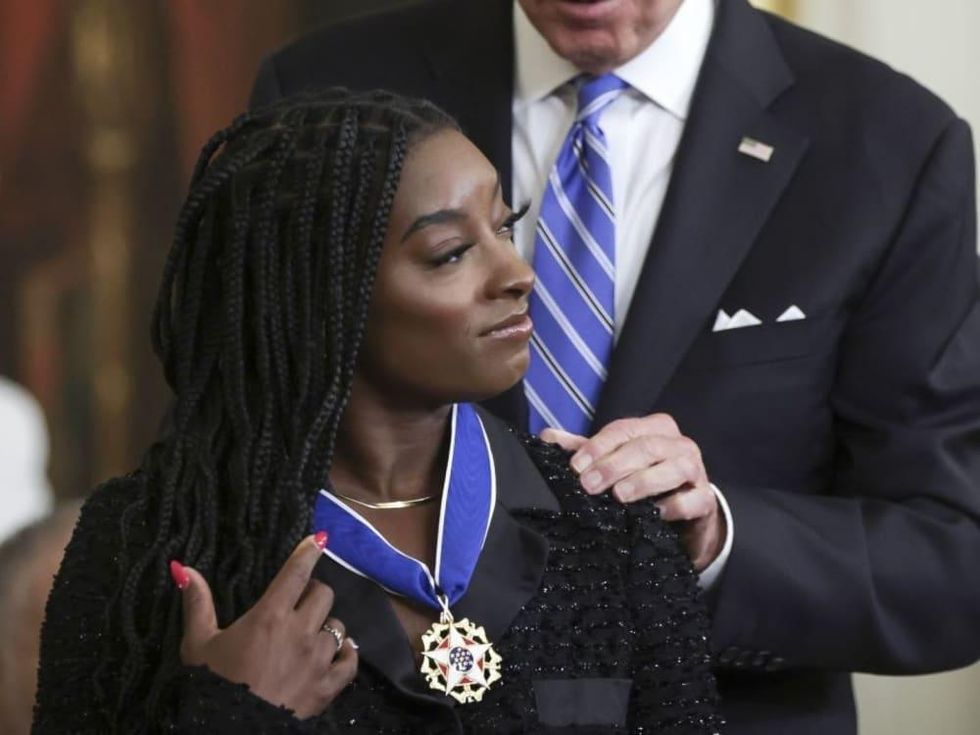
[[541, 414, 726, 572]]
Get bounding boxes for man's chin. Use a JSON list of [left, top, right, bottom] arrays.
[[548, 32, 625, 74]]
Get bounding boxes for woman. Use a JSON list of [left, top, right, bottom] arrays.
[[34, 90, 721, 733]]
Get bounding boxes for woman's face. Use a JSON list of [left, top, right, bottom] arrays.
[[357, 128, 535, 408]]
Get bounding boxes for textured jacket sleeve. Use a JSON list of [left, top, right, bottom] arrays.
[[522, 436, 722, 733], [710, 118, 980, 674], [32, 477, 320, 734], [623, 498, 723, 733]]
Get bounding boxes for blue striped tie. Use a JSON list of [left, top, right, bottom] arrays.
[[526, 74, 628, 435]]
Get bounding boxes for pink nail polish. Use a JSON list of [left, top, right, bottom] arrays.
[[170, 560, 190, 590], [314, 531, 328, 550]]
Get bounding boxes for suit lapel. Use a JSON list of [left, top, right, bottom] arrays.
[[312, 409, 555, 705], [594, 0, 809, 426], [312, 554, 452, 707], [454, 410, 556, 639]]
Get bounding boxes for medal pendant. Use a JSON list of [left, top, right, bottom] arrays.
[[420, 613, 502, 704]]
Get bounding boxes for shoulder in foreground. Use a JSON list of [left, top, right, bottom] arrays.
[[261, 0, 452, 82], [81, 471, 146, 515], [517, 431, 648, 521], [64, 472, 148, 549], [763, 11, 958, 130]]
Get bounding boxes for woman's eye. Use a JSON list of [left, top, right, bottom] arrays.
[[497, 201, 531, 238], [432, 243, 474, 267]]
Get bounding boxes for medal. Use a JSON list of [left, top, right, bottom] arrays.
[[313, 403, 503, 703], [420, 596, 502, 703]]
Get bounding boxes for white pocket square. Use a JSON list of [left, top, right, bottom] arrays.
[[777, 305, 806, 322], [712, 309, 762, 332]]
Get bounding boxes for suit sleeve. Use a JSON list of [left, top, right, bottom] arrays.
[[32, 479, 318, 734], [249, 55, 285, 111], [709, 117, 980, 675]]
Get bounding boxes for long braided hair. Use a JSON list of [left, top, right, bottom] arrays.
[[97, 89, 458, 729]]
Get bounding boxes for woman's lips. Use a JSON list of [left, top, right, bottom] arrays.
[[483, 313, 534, 340]]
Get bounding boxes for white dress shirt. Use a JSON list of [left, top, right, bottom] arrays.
[[511, 0, 732, 588]]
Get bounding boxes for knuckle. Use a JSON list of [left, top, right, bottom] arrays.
[[678, 435, 699, 457], [256, 606, 284, 631], [299, 635, 316, 658], [650, 412, 679, 435], [605, 417, 633, 438], [677, 454, 700, 483], [639, 433, 663, 458]]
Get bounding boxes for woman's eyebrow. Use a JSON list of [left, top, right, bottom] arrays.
[[400, 208, 466, 242], [400, 172, 503, 243]]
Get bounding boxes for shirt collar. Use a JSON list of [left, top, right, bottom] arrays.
[[513, 0, 715, 121]]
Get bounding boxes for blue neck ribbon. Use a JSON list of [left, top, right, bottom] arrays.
[[313, 403, 496, 610]]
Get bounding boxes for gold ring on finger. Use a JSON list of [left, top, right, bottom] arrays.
[[321, 623, 344, 650]]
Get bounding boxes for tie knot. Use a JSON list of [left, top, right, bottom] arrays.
[[576, 73, 629, 123]]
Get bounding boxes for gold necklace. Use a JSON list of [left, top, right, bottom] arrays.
[[332, 490, 438, 510]]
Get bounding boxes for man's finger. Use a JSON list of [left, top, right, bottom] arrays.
[[569, 414, 681, 474], [609, 459, 691, 502], [260, 534, 327, 614], [578, 434, 681, 495], [539, 427, 588, 452], [568, 418, 642, 474], [176, 563, 218, 654], [655, 484, 717, 522]]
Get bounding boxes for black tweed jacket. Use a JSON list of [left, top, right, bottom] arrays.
[[33, 411, 720, 733]]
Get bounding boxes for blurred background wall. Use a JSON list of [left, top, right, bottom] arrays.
[[0, 1, 976, 733]]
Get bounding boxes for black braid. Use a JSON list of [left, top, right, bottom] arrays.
[[95, 89, 458, 731]]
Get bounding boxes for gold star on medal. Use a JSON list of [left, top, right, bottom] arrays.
[[420, 617, 502, 703]]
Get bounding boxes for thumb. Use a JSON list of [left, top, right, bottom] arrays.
[[539, 427, 588, 452], [171, 561, 218, 656]]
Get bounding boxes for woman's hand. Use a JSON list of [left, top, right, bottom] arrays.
[[171, 533, 357, 719]]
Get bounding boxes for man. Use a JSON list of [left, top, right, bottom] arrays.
[[249, 1, 980, 732]]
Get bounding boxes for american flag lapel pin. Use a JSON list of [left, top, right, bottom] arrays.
[[738, 136, 775, 162]]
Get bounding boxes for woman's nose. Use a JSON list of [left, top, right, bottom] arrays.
[[492, 242, 535, 299]]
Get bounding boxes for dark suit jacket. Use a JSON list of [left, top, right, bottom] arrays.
[[34, 416, 720, 733], [250, 1, 980, 732]]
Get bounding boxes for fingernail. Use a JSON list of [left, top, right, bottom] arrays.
[[581, 470, 602, 492], [571, 453, 592, 473], [314, 531, 328, 550], [170, 560, 190, 590], [348, 637, 359, 650], [616, 482, 634, 500]]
